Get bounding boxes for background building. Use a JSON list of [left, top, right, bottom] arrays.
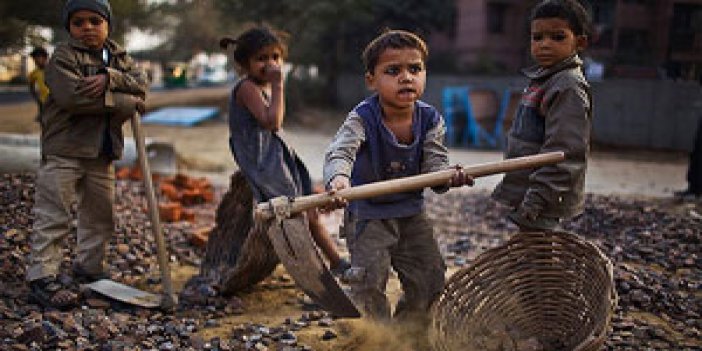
[[433, 0, 702, 81]]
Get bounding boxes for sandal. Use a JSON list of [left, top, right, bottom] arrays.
[[72, 264, 110, 284], [28, 277, 80, 310]]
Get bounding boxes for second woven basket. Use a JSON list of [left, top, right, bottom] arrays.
[[429, 230, 617, 351]]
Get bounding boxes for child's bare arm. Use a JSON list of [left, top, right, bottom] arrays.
[[238, 66, 284, 131]]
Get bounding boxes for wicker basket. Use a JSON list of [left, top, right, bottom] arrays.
[[429, 231, 617, 351]]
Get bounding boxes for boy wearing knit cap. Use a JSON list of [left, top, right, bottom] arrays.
[[27, 0, 148, 309]]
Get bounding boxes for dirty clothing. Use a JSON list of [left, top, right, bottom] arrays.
[[492, 55, 591, 227], [27, 156, 115, 281], [344, 212, 445, 320], [227, 78, 312, 202], [41, 37, 147, 160], [324, 94, 450, 219], [325, 94, 450, 319], [27, 37, 147, 282]]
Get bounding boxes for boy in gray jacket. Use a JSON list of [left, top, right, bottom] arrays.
[[492, 0, 593, 231], [27, 0, 147, 309]]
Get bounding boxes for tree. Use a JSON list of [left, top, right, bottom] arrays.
[[214, 0, 455, 105], [144, 0, 237, 62]]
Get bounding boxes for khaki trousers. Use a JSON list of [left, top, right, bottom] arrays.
[[27, 155, 115, 281], [345, 212, 446, 321]]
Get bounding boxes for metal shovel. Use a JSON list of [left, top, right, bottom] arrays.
[[85, 113, 177, 310]]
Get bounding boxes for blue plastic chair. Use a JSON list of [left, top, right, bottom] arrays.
[[442, 86, 501, 148], [442, 86, 475, 147]]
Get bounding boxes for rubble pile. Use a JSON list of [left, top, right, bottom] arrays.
[[0, 173, 340, 351], [1, 173, 700, 350]]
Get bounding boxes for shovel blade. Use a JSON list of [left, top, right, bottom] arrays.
[[267, 215, 360, 318], [85, 279, 162, 308]]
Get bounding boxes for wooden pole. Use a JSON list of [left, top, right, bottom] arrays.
[[255, 151, 565, 220], [131, 114, 177, 310]]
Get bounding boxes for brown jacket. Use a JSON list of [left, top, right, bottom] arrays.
[[492, 55, 592, 219], [42, 37, 147, 160]]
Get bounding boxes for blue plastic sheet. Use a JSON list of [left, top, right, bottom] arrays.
[[141, 107, 220, 126]]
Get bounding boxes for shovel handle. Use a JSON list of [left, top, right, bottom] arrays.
[[131, 113, 176, 309], [255, 151, 565, 220]]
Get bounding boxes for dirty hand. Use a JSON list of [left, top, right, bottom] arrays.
[[135, 97, 146, 114], [448, 165, 474, 187], [263, 64, 283, 84], [321, 175, 350, 212], [77, 74, 107, 98]]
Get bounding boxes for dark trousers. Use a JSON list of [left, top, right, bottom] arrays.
[[688, 117, 702, 194]]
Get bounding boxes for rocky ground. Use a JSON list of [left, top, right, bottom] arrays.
[[1, 172, 700, 351]]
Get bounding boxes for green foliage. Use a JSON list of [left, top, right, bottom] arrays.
[[140, 0, 243, 62], [214, 0, 455, 103]]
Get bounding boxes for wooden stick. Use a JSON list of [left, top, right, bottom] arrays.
[[255, 151, 565, 220], [131, 113, 177, 310]]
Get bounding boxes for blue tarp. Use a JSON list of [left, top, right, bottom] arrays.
[[141, 107, 220, 126]]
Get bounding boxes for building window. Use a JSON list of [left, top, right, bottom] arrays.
[[670, 4, 702, 51], [487, 3, 508, 34]]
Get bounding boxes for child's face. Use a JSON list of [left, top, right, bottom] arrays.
[[32, 56, 48, 68], [245, 45, 284, 82], [366, 48, 426, 111], [530, 18, 586, 68], [69, 10, 109, 50]]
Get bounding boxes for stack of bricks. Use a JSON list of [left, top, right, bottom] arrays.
[[116, 167, 214, 222], [156, 173, 214, 222], [116, 166, 215, 247]]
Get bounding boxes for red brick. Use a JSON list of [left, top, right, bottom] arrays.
[[182, 209, 196, 223], [159, 182, 181, 202], [158, 202, 182, 222], [181, 189, 205, 206], [189, 227, 212, 248], [115, 167, 131, 180]]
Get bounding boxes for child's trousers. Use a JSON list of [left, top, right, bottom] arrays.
[[26, 155, 115, 282], [345, 212, 446, 321]]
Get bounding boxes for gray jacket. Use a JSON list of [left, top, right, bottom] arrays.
[[42, 37, 147, 160], [492, 55, 592, 219]]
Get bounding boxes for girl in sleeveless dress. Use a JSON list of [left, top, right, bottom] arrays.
[[220, 25, 349, 275]]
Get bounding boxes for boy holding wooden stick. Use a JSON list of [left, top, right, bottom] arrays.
[[324, 30, 473, 322]]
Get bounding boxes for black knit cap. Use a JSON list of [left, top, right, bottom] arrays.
[[62, 0, 112, 30], [30, 47, 48, 57]]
